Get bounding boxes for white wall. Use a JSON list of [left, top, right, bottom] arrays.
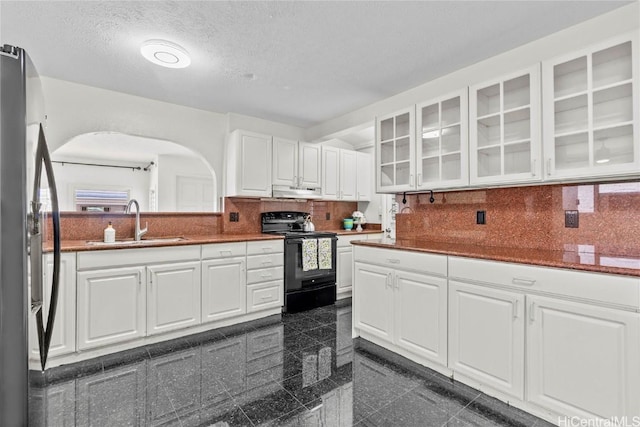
[[41, 79, 305, 208], [305, 3, 639, 141], [52, 157, 151, 211], [156, 154, 214, 211], [41, 78, 227, 203]]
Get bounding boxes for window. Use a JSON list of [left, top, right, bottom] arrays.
[[74, 189, 130, 212]]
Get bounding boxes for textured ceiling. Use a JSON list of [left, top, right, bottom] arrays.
[[0, 1, 631, 128]]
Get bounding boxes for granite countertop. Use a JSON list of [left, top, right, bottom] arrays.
[[51, 233, 284, 253], [333, 229, 384, 236], [51, 229, 383, 252], [352, 238, 640, 278]]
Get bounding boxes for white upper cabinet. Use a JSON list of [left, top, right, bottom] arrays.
[[376, 92, 468, 193], [470, 65, 542, 185], [299, 142, 322, 188], [272, 138, 321, 188], [226, 130, 272, 197], [542, 33, 639, 180], [322, 146, 371, 201], [339, 149, 357, 200], [416, 90, 469, 189], [355, 151, 372, 201], [322, 146, 340, 199], [376, 107, 416, 193]]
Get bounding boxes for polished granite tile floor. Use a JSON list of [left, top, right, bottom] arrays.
[[28, 300, 556, 426]]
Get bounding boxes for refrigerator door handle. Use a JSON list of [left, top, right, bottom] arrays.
[[31, 123, 61, 371]]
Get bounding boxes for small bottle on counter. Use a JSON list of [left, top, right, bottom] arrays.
[[104, 221, 116, 243]]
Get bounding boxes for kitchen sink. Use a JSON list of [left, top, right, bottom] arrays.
[[86, 237, 187, 246]]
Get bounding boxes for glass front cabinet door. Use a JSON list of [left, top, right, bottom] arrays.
[[469, 65, 542, 186], [376, 107, 415, 193], [416, 90, 469, 190], [542, 33, 639, 180]]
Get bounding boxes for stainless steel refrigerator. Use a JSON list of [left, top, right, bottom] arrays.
[[0, 44, 61, 426]]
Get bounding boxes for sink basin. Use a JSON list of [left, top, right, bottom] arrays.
[[86, 237, 186, 246]]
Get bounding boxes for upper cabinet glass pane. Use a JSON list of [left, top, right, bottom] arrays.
[[441, 97, 461, 126], [504, 108, 531, 143], [421, 104, 439, 132], [554, 57, 587, 98], [380, 118, 394, 141], [396, 137, 411, 162], [477, 115, 501, 147], [396, 113, 411, 138], [477, 84, 501, 117], [503, 75, 530, 110], [380, 141, 395, 164], [592, 83, 633, 128], [592, 41, 632, 89], [441, 125, 461, 153]]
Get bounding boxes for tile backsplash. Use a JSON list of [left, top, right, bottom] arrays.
[[50, 212, 222, 241], [223, 197, 358, 233], [46, 199, 368, 242], [395, 181, 640, 256]]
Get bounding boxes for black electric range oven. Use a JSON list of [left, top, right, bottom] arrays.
[[261, 212, 337, 313]]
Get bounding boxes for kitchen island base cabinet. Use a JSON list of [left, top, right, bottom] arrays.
[[527, 295, 640, 420], [353, 263, 393, 342], [77, 267, 146, 351], [354, 255, 448, 368], [448, 281, 525, 400], [201, 257, 247, 323], [147, 261, 201, 335]]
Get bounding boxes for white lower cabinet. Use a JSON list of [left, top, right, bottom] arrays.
[[147, 261, 201, 335], [394, 270, 447, 366], [77, 266, 146, 350], [527, 295, 640, 420], [336, 246, 353, 297], [246, 240, 284, 313], [201, 256, 246, 323], [247, 280, 283, 312], [353, 248, 640, 423], [448, 280, 525, 400], [353, 262, 394, 341], [354, 259, 448, 366]]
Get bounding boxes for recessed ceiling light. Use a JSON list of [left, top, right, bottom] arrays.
[[140, 39, 191, 69]]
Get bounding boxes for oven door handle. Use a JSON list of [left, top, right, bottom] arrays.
[[286, 237, 338, 245]]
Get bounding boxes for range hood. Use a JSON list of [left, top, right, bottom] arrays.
[[272, 185, 322, 199]]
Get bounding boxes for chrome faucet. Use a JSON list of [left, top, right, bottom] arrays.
[[125, 199, 148, 241]]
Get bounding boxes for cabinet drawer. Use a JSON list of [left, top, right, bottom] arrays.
[[201, 242, 246, 259], [77, 245, 200, 270], [353, 246, 447, 276], [247, 281, 283, 312], [247, 240, 284, 255], [246, 253, 284, 270], [246, 266, 284, 285], [449, 256, 640, 309]]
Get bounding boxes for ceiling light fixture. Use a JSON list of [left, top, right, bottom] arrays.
[[140, 39, 191, 69]]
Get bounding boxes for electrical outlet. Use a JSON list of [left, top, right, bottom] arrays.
[[325, 212, 331, 220], [476, 210, 486, 225], [229, 212, 239, 222], [565, 210, 579, 228]]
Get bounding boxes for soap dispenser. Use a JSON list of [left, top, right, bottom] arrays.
[[104, 221, 116, 243]]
